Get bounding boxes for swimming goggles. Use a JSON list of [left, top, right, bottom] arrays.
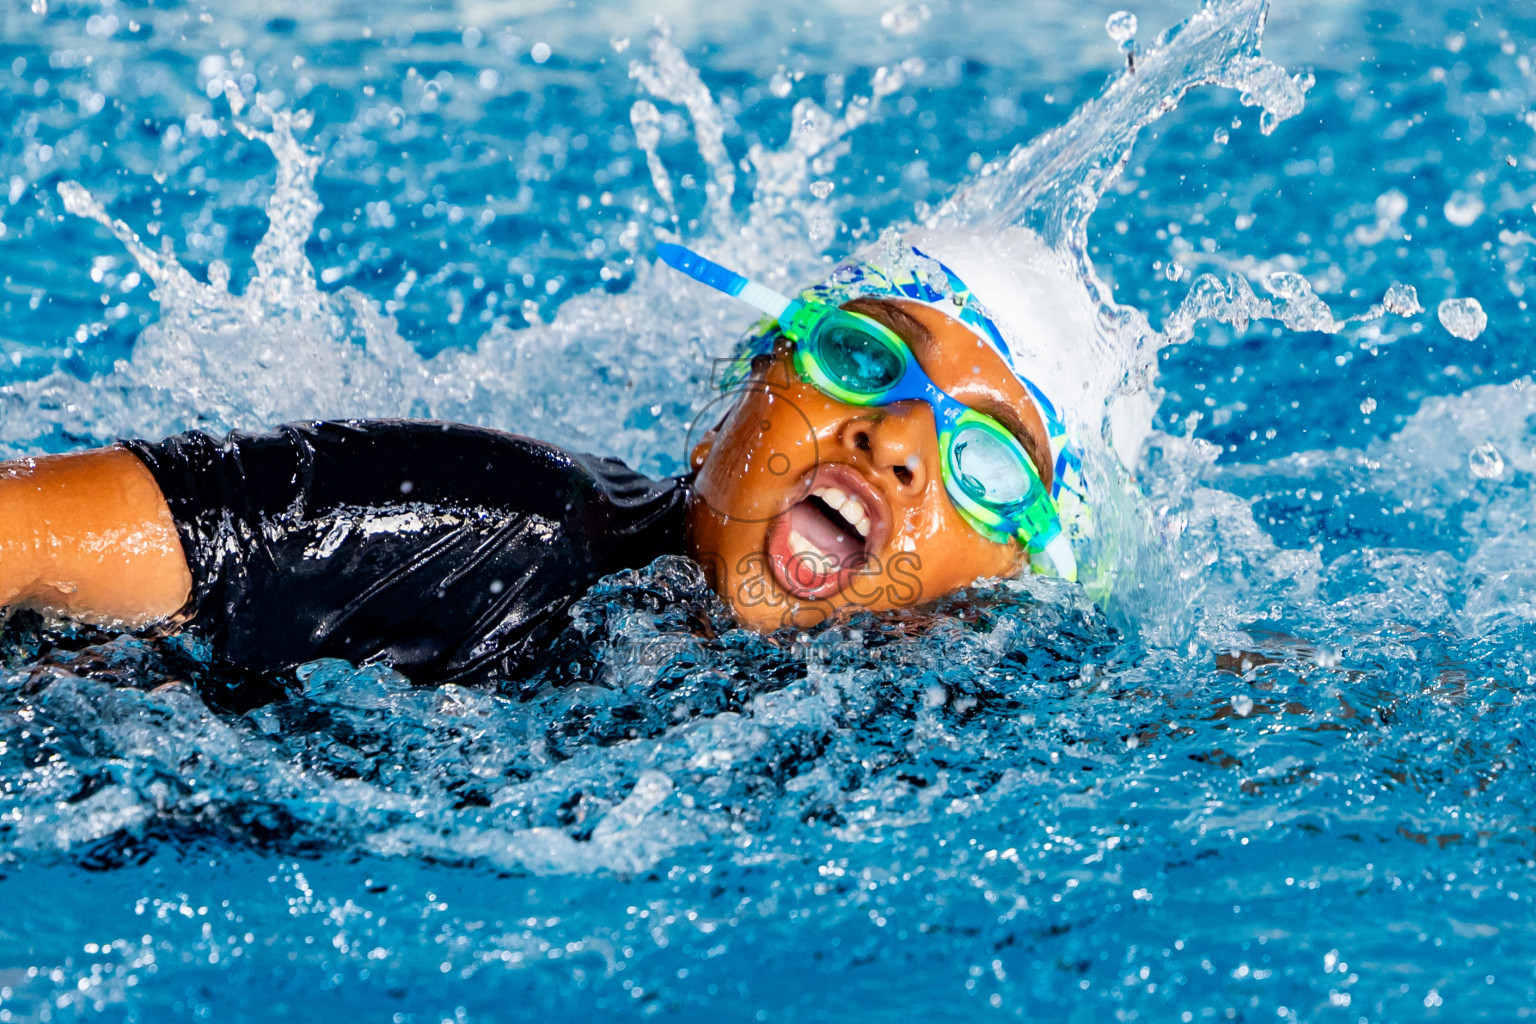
[[658, 242, 1076, 581]]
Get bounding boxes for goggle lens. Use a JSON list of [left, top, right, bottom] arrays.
[[807, 314, 906, 396], [951, 424, 1036, 507]]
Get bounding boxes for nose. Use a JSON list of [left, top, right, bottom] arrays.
[[839, 404, 930, 497]]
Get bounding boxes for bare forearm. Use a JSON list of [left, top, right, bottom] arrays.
[[0, 447, 191, 627]]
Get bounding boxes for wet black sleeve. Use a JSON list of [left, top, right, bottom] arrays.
[[120, 419, 689, 686]]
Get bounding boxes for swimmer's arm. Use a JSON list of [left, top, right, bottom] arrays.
[[0, 448, 191, 627]]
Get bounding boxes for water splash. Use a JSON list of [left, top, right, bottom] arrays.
[[1164, 270, 1424, 341], [939, 0, 1310, 242], [628, 98, 676, 217], [0, 2, 1533, 1019], [8, 0, 1394, 642], [925, 0, 1338, 456], [0, 0, 1329, 878], [629, 21, 735, 231], [0, 63, 859, 472]]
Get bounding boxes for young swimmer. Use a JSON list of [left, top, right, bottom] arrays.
[[0, 231, 1110, 686]]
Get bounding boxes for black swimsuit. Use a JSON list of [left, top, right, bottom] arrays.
[[122, 420, 689, 686]]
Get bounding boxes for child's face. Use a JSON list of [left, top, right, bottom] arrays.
[[686, 298, 1056, 631]]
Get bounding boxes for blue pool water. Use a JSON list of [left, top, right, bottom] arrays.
[[0, 0, 1533, 1019]]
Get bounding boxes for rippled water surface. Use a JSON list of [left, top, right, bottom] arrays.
[[0, 0, 1535, 1020]]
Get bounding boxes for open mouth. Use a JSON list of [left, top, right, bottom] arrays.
[[765, 465, 889, 601]]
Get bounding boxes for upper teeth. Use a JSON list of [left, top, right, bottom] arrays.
[[812, 485, 871, 537]]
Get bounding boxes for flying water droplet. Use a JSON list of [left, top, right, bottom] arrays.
[[628, 101, 674, 212], [29, 0, 46, 13], [1443, 190, 1484, 227], [629, 100, 662, 150], [809, 180, 834, 199], [1382, 282, 1422, 316], [871, 66, 905, 99], [1468, 441, 1505, 480], [1437, 296, 1487, 340], [1230, 694, 1254, 717], [1105, 11, 1138, 46], [880, 3, 930, 36], [1359, 397, 1376, 415]]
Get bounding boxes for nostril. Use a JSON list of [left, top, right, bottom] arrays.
[[892, 465, 913, 486], [845, 423, 873, 453]]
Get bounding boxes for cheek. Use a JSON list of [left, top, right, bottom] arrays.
[[693, 384, 840, 518], [896, 494, 1023, 585]]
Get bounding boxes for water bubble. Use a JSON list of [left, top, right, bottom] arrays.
[[768, 72, 792, 99], [1359, 397, 1376, 415], [1443, 191, 1484, 227], [1468, 441, 1505, 480], [29, 0, 45, 13], [880, 3, 930, 36], [609, 35, 630, 53], [530, 42, 552, 64], [1212, 127, 1229, 145], [809, 180, 834, 199], [1105, 11, 1138, 46], [1437, 296, 1487, 340], [1382, 282, 1422, 316]]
